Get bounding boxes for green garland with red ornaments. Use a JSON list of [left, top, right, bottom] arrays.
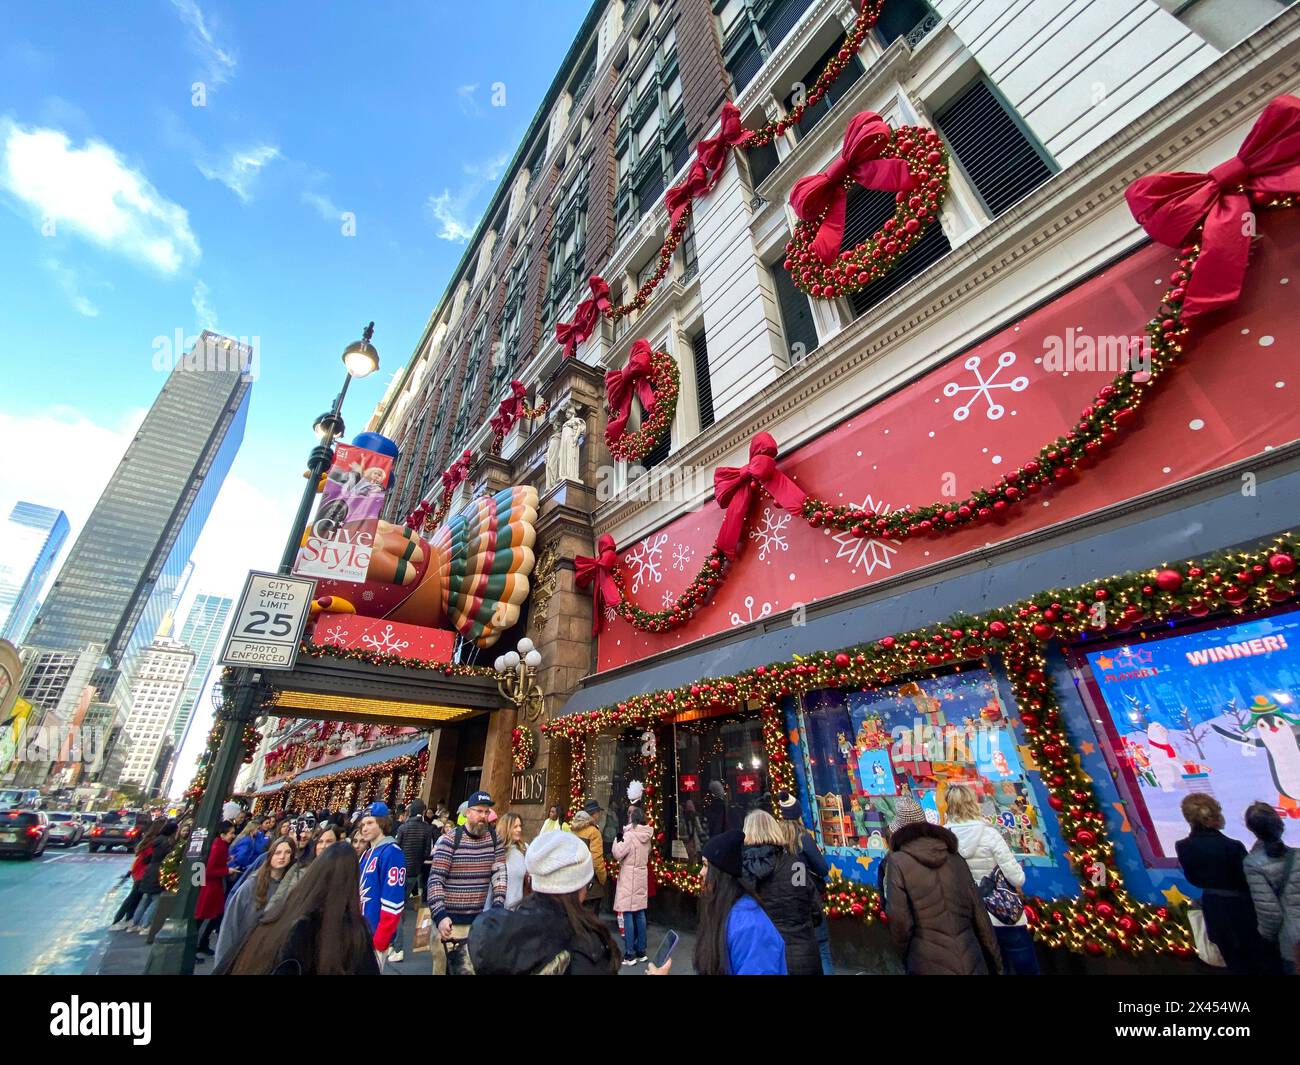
[[586, 197, 1297, 635], [604, 348, 680, 464], [549, 533, 1300, 958]]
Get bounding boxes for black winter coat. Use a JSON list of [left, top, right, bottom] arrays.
[[270, 914, 381, 976], [469, 893, 618, 975], [139, 836, 174, 895], [1176, 827, 1280, 975], [395, 816, 435, 876], [741, 843, 822, 976]]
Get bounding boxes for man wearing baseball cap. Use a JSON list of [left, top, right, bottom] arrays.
[[357, 801, 407, 966], [426, 790, 506, 975]]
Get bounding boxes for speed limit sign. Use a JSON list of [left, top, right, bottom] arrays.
[[220, 571, 317, 670]]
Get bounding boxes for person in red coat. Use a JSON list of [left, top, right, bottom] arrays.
[[195, 821, 238, 960]]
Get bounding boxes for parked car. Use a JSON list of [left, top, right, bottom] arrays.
[[0, 788, 42, 811], [45, 811, 85, 847], [87, 812, 148, 853], [0, 810, 50, 859]]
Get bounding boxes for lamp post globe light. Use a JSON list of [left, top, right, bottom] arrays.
[[147, 322, 378, 976], [495, 638, 545, 721]]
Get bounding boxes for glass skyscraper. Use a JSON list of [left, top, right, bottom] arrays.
[[171, 592, 232, 747], [25, 333, 252, 677], [0, 503, 69, 644]]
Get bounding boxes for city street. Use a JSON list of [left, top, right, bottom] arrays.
[[0, 846, 130, 975]]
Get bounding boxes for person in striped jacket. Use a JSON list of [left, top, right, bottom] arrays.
[[357, 802, 406, 963], [426, 790, 506, 975]]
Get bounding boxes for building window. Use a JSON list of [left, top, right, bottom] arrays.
[[616, 29, 686, 236], [682, 222, 699, 282], [716, 0, 815, 93], [771, 261, 818, 364], [492, 250, 531, 397], [692, 328, 715, 431], [874, 0, 940, 49], [543, 173, 589, 326], [782, 39, 865, 140], [845, 184, 952, 318], [933, 77, 1056, 219], [451, 320, 488, 447]]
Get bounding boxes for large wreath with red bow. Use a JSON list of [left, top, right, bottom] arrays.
[[603, 341, 680, 463], [785, 113, 949, 300]]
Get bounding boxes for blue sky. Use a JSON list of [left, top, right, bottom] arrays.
[[0, 0, 590, 787]]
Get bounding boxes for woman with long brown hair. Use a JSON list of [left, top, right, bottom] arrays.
[[227, 841, 380, 975], [109, 817, 167, 930], [212, 834, 297, 973]]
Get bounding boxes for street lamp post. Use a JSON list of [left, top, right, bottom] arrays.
[[146, 323, 379, 975], [494, 638, 545, 722]]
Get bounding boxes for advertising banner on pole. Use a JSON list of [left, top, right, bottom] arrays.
[[294, 443, 393, 583]]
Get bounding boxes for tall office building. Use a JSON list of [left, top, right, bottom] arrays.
[[117, 637, 194, 789], [171, 592, 231, 747], [0, 503, 69, 644], [25, 332, 252, 677]]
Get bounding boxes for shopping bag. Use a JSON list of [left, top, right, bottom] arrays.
[[412, 906, 433, 953], [1186, 907, 1226, 967]]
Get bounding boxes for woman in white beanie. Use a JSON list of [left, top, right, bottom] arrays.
[[469, 830, 626, 975]]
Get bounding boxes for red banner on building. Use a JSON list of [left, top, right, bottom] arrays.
[[295, 443, 393, 583]]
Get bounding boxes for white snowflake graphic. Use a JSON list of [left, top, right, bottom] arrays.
[[672, 543, 694, 571], [360, 623, 411, 655], [318, 622, 351, 647], [730, 595, 774, 627], [604, 605, 618, 624], [832, 495, 902, 576], [662, 589, 678, 609], [942, 351, 1029, 421], [748, 507, 791, 561], [626, 532, 667, 593]]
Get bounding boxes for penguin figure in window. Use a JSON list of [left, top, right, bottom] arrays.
[[1212, 695, 1300, 819]]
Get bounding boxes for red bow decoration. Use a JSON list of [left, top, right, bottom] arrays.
[[441, 449, 472, 492], [491, 381, 530, 437], [712, 432, 807, 560], [404, 499, 433, 530], [1126, 95, 1300, 318], [604, 340, 658, 438], [789, 111, 916, 264], [697, 101, 752, 190], [664, 103, 753, 228], [556, 276, 611, 358], [575, 534, 621, 636]]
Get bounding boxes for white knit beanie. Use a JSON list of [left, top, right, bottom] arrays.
[[222, 802, 242, 821], [525, 829, 594, 895]]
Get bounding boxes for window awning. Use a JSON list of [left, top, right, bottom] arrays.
[[287, 735, 429, 784]]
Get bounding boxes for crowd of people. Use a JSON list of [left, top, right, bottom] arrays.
[[104, 782, 1298, 976]]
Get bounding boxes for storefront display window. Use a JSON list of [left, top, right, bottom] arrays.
[[1076, 610, 1300, 864], [786, 666, 1054, 876], [671, 711, 769, 862], [591, 728, 654, 853]]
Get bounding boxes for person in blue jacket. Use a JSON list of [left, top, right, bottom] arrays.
[[356, 801, 406, 964], [693, 829, 787, 975]]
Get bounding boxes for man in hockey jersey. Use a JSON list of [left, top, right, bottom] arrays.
[[357, 801, 406, 966]]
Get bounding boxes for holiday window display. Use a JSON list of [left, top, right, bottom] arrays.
[[549, 534, 1300, 957], [1076, 610, 1300, 863], [788, 669, 1055, 887]]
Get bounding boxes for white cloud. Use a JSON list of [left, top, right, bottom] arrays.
[[171, 0, 237, 87], [44, 258, 99, 317], [0, 119, 201, 274], [302, 187, 341, 221], [457, 83, 481, 116], [425, 150, 512, 244], [197, 143, 280, 203], [426, 188, 473, 242], [192, 280, 217, 330]]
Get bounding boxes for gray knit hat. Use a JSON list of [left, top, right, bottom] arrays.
[[889, 796, 928, 834], [526, 829, 594, 895]]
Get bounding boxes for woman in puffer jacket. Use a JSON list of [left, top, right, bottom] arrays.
[[885, 796, 1002, 975], [944, 784, 1038, 975], [1243, 801, 1300, 975], [611, 805, 653, 964], [740, 809, 821, 975]]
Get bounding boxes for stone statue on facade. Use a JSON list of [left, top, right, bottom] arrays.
[[544, 410, 563, 489], [557, 404, 585, 484]]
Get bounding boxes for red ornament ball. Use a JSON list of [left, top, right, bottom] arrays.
[[1155, 568, 1184, 592], [1269, 552, 1296, 575]]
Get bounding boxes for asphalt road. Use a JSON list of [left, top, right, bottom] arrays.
[[0, 843, 132, 974]]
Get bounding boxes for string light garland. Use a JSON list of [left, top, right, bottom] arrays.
[[512, 724, 537, 773], [548, 533, 1299, 957], [297, 639, 500, 679]]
